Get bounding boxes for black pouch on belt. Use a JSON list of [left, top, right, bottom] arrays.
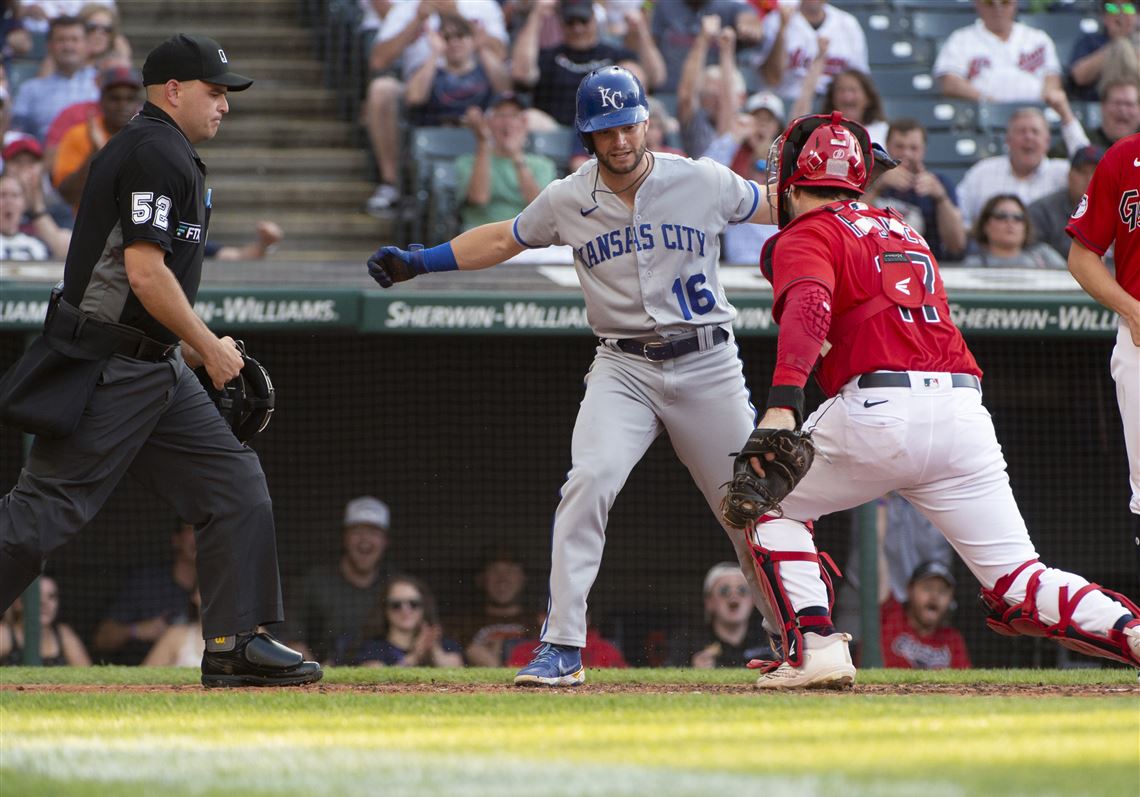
[[0, 287, 116, 438]]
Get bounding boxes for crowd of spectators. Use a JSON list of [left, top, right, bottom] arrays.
[[0, 1, 285, 261], [8, 492, 974, 671], [347, 0, 1135, 269], [3, 1, 1135, 267]]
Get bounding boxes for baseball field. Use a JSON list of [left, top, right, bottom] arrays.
[[1, 667, 1137, 797]]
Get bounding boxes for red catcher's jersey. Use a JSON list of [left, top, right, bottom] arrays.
[[761, 200, 980, 397], [1065, 132, 1140, 301]]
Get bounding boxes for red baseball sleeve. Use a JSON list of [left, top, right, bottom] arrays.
[[771, 280, 833, 387], [1066, 147, 1120, 256]]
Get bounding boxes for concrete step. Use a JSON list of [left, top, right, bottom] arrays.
[[125, 24, 314, 59], [206, 177, 375, 209], [200, 147, 371, 177], [222, 87, 341, 116], [208, 210, 389, 242], [118, 0, 299, 25], [207, 117, 357, 148]]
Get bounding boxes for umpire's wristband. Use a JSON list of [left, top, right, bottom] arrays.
[[421, 242, 459, 273], [765, 384, 805, 428]]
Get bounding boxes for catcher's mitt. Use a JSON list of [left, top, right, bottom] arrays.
[[721, 428, 815, 528], [194, 341, 275, 444]]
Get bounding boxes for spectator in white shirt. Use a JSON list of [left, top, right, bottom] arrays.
[[933, 0, 1062, 104], [753, 0, 868, 107], [956, 107, 1075, 227], [0, 175, 51, 261]]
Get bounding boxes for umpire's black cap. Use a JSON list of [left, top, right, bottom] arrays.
[[143, 33, 253, 91]]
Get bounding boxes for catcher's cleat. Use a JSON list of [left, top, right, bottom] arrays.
[[754, 632, 855, 690], [201, 631, 323, 688], [1125, 621, 1140, 663], [513, 642, 585, 687]]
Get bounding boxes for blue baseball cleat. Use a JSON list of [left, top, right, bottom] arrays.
[[513, 642, 585, 687]]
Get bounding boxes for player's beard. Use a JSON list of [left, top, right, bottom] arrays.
[[597, 141, 647, 176]]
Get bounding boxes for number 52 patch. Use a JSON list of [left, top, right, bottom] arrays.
[[130, 191, 172, 231]]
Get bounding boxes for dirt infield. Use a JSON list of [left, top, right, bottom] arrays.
[[3, 681, 1136, 697]]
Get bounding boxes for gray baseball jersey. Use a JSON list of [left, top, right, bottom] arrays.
[[508, 152, 774, 650], [512, 152, 761, 339]]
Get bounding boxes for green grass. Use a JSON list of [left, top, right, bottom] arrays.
[[2, 667, 1138, 797]]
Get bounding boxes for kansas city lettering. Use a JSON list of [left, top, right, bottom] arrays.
[[573, 223, 707, 269]]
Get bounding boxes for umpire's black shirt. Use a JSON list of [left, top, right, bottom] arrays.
[[62, 101, 208, 344]]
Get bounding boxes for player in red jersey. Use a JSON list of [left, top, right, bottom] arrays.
[[736, 112, 1140, 689], [1066, 132, 1140, 581]]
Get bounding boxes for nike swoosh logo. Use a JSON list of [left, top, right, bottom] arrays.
[[863, 399, 889, 408], [580, 206, 599, 216]]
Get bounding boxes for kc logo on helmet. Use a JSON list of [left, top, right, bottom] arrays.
[[598, 87, 625, 109]]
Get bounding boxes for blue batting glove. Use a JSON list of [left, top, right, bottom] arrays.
[[366, 244, 426, 288]]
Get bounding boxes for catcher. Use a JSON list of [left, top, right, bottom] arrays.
[[722, 111, 1140, 688]]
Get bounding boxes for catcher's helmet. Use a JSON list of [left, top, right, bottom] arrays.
[[195, 340, 275, 445], [766, 111, 875, 228], [574, 65, 649, 154]]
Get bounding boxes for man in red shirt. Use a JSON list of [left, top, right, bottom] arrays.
[[1066, 133, 1140, 584], [880, 561, 971, 670], [740, 111, 1140, 689]]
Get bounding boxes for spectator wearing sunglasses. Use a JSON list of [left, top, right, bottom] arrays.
[[668, 563, 776, 669], [933, 0, 1062, 104], [960, 193, 1067, 269], [337, 576, 464, 667], [77, 3, 130, 71], [1068, 1, 1138, 102]]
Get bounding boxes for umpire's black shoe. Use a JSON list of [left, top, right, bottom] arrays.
[[201, 631, 323, 688]]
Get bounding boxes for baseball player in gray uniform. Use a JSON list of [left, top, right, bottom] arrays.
[[367, 66, 777, 686]]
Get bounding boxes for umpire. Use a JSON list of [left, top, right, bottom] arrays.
[[0, 34, 321, 687]]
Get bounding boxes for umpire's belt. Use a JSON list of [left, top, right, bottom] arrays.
[[857, 372, 981, 392], [610, 327, 730, 362], [45, 299, 178, 362]]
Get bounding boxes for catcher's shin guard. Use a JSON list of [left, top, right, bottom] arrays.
[[745, 517, 840, 667], [981, 559, 1140, 666]]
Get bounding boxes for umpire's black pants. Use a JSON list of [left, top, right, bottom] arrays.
[[0, 351, 283, 638]]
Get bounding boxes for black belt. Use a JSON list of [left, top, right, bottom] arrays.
[[858, 372, 981, 392], [46, 299, 179, 363], [611, 327, 730, 362], [112, 335, 179, 361]]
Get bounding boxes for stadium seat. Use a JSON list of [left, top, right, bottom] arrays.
[[1020, 12, 1101, 63], [426, 161, 461, 243], [924, 130, 1002, 169], [881, 97, 982, 133], [866, 29, 934, 69], [406, 127, 476, 242], [976, 101, 1072, 136], [905, 9, 974, 42], [528, 127, 576, 173], [1071, 100, 1102, 132], [874, 69, 940, 98]]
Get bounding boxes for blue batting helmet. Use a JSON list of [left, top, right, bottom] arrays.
[[574, 65, 649, 154]]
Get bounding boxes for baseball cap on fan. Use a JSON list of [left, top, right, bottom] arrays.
[[344, 496, 390, 530], [908, 560, 956, 589], [142, 33, 253, 91], [561, 0, 594, 22]]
